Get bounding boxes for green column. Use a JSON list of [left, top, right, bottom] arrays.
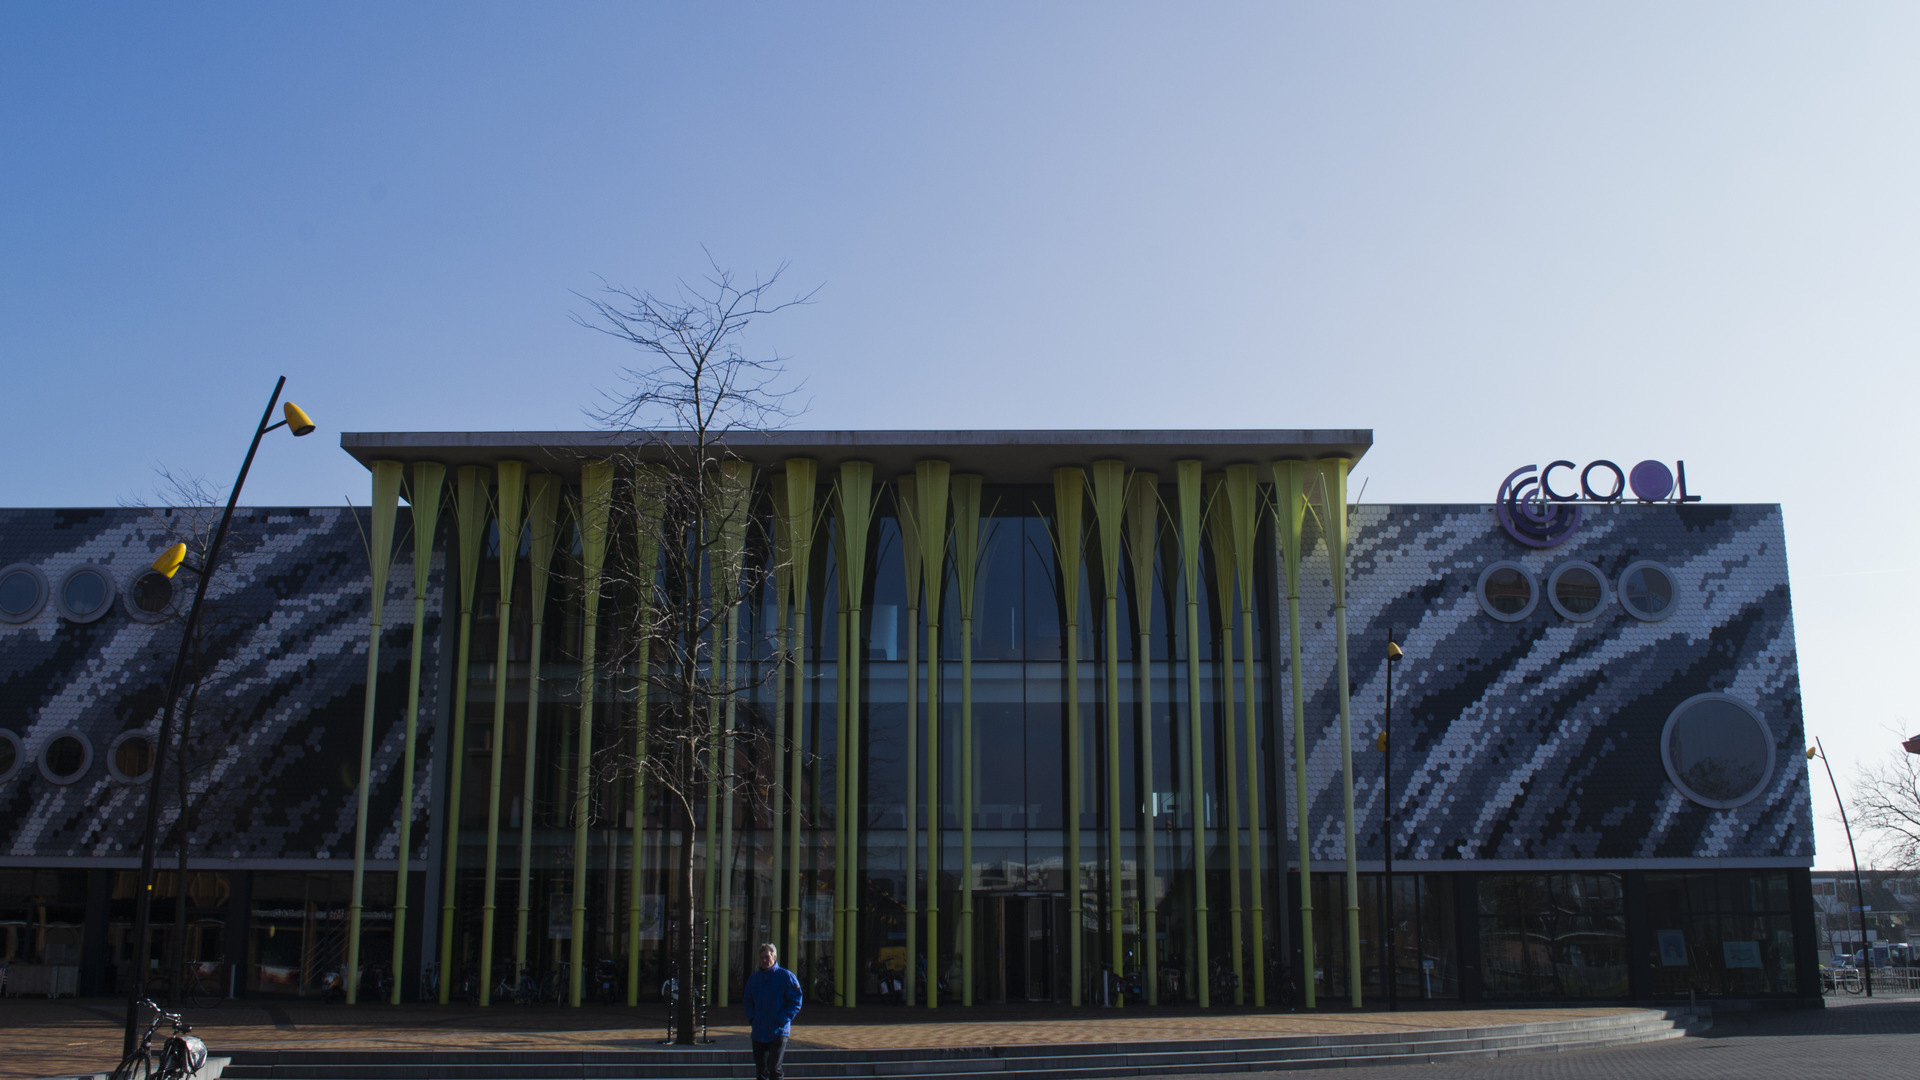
[[833, 463, 875, 1007], [951, 473, 987, 1007], [714, 461, 755, 1007], [571, 462, 614, 1006], [348, 460, 403, 1004], [1274, 461, 1315, 1009], [893, 475, 922, 1007], [514, 475, 560, 985], [1125, 472, 1160, 1006], [392, 461, 445, 1003], [782, 461, 818, 957], [1224, 464, 1267, 1007], [438, 465, 491, 1002], [628, 471, 664, 1005], [478, 461, 526, 1006], [1173, 462, 1210, 1008], [1317, 458, 1361, 1008], [1088, 461, 1127, 1005], [1204, 476, 1244, 1005], [914, 461, 950, 1008], [1049, 467, 1086, 1006]]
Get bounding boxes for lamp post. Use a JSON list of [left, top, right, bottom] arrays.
[[123, 378, 313, 1054], [1377, 633, 1403, 1012], [1807, 738, 1870, 998]]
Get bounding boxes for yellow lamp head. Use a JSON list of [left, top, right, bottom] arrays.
[[283, 402, 316, 437], [1387, 641, 1404, 660], [1806, 746, 1819, 760], [151, 542, 188, 579], [1375, 731, 1388, 752]]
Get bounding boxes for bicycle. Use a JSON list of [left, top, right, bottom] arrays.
[[112, 998, 207, 1080], [360, 963, 394, 1003], [418, 960, 440, 1003]]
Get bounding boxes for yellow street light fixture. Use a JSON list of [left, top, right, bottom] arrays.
[[150, 543, 188, 579]]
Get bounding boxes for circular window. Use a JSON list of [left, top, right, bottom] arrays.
[[55, 566, 116, 623], [124, 569, 179, 622], [1476, 562, 1537, 622], [1547, 561, 1609, 621], [0, 564, 48, 623], [0, 729, 21, 784], [1619, 561, 1678, 622], [38, 731, 94, 785], [108, 731, 155, 783], [1661, 694, 1774, 809]]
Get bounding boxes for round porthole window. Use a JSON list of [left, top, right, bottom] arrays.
[[55, 565, 116, 624], [0, 729, 21, 784], [1476, 562, 1537, 622], [1619, 561, 1677, 622], [1547, 561, 1609, 621], [38, 731, 94, 785], [1661, 693, 1774, 809], [0, 564, 48, 623], [124, 568, 179, 622], [108, 730, 155, 783]]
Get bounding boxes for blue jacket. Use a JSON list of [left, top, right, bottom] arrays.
[[742, 964, 803, 1042]]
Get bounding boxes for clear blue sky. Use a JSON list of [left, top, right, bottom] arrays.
[[4, 3, 1916, 865]]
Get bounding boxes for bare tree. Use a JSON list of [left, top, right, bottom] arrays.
[[575, 258, 811, 1042], [1853, 735, 1920, 870], [123, 468, 252, 1006]]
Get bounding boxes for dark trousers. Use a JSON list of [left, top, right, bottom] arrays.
[[752, 1036, 788, 1080]]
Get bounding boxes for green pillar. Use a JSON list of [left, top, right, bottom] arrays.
[[1125, 472, 1160, 1006], [627, 471, 664, 1005], [714, 461, 755, 1007], [833, 463, 875, 1007], [392, 461, 445, 1003], [478, 461, 526, 1006], [1088, 461, 1127, 1005], [348, 459, 403, 1004], [438, 465, 491, 1002], [571, 463, 614, 1006], [1275, 461, 1315, 1009], [894, 475, 922, 1007], [514, 475, 560, 985], [1049, 467, 1086, 1006], [782, 461, 818, 957], [1204, 476, 1245, 1005], [1317, 458, 1361, 1008], [1173, 462, 1210, 1008], [951, 474, 987, 1007], [1224, 464, 1267, 1007], [914, 461, 950, 1008]]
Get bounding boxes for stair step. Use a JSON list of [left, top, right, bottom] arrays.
[[214, 1010, 1694, 1080]]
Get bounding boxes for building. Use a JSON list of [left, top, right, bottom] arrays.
[[0, 429, 1820, 1006]]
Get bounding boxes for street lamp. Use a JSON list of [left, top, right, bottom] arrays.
[[123, 379, 313, 1054], [1375, 632, 1404, 1012], [1807, 739, 1871, 998], [1903, 733, 1920, 756]]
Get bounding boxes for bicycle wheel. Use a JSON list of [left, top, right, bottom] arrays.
[[111, 1049, 156, 1080], [1842, 971, 1865, 995]]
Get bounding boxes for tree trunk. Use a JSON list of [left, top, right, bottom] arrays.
[[676, 802, 697, 1044]]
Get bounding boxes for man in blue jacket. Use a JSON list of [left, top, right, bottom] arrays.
[[742, 942, 803, 1080]]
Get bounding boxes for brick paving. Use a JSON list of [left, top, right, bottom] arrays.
[[2, 997, 1639, 1079]]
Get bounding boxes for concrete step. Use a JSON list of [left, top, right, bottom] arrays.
[[217, 1010, 1696, 1080]]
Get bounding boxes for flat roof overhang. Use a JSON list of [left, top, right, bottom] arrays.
[[339, 429, 1372, 483]]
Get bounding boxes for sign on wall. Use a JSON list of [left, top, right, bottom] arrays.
[[1498, 459, 1700, 548]]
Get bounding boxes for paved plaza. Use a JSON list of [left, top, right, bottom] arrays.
[[5, 993, 1914, 1080]]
